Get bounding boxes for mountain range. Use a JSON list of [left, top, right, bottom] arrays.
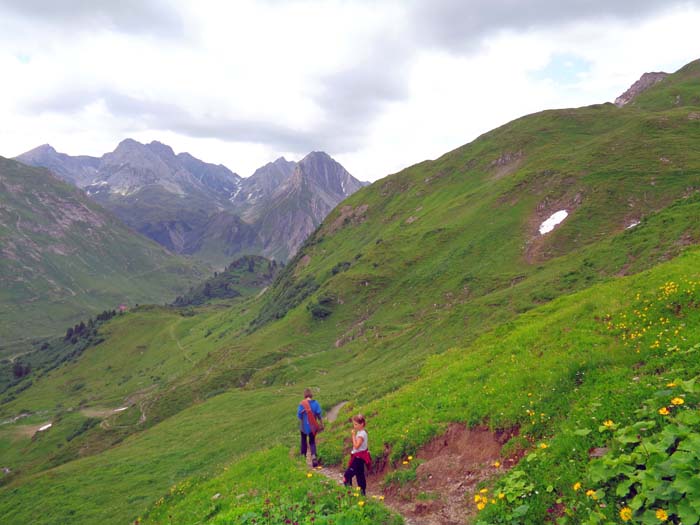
[[16, 141, 366, 266]]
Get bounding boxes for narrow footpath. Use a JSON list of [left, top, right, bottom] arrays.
[[307, 401, 420, 525]]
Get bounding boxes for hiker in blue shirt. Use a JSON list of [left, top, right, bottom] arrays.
[[298, 388, 323, 467]]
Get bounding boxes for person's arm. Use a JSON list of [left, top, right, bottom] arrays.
[[297, 404, 304, 420], [352, 431, 364, 450]]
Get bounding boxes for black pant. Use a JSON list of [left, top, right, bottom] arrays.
[[300, 432, 317, 458], [344, 456, 366, 495]]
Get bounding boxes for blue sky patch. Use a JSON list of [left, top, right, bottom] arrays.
[[532, 53, 591, 85]]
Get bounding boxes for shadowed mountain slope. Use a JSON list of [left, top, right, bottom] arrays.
[[0, 156, 204, 354]]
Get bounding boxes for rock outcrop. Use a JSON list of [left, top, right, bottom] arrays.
[[614, 71, 668, 107]]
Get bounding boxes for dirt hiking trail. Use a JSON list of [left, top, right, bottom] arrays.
[[307, 402, 517, 524]]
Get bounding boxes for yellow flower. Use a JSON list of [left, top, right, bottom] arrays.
[[474, 494, 481, 502], [358, 500, 365, 507], [603, 420, 614, 428], [667, 382, 676, 387], [407, 455, 413, 461], [379, 495, 385, 501], [620, 507, 633, 522], [585, 489, 596, 498], [656, 508, 668, 521], [498, 493, 505, 499], [306, 473, 313, 478], [573, 482, 581, 491], [477, 501, 486, 511], [539, 443, 548, 449], [402, 460, 409, 465], [492, 461, 501, 468], [659, 407, 670, 415], [671, 397, 685, 405], [479, 488, 489, 493]]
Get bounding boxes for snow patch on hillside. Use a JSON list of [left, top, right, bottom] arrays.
[[539, 210, 568, 235]]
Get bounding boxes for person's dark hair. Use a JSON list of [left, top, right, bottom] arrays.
[[352, 414, 366, 425], [303, 388, 313, 398]]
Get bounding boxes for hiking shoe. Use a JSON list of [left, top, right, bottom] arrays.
[[312, 458, 319, 468]]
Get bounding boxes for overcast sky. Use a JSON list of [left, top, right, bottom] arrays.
[[1, 0, 699, 181]]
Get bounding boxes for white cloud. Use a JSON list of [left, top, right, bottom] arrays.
[[1, 0, 699, 181]]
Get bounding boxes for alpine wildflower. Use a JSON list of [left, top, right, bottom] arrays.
[[671, 397, 684, 406], [659, 407, 670, 415], [620, 507, 633, 522], [655, 508, 668, 521]]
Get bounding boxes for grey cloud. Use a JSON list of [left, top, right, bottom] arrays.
[[311, 36, 413, 151], [27, 88, 343, 154], [102, 92, 344, 152], [17, 0, 698, 157], [25, 29, 412, 156], [304, 0, 698, 153], [0, 0, 184, 38], [408, 0, 700, 51]]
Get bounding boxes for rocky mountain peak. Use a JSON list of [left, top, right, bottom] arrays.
[[614, 71, 669, 107], [16, 144, 58, 161], [15, 144, 99, 187], [299, 151, 333, 166], [294, 151, 363, 197], [146, 141, 176, 159], [114, 138, 143, 152], [33, 143, 57, 154]]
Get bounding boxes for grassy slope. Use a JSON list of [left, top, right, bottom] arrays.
[[2, 63, 700, 523], [0, 157, 205, 354], [134, 235, 700, 525]]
